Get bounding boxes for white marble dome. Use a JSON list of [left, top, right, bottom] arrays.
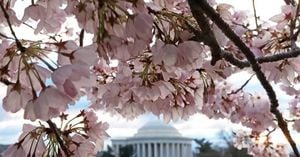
[[133, 120, 182, 138], [111, 120, 193, 157]]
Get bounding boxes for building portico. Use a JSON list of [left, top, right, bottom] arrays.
[[112, 121, 193, 157]]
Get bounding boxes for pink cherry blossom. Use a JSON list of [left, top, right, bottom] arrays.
[[2, 144, 26, 157], [234, 131, 289, 157], [52, 64, 96, 99], [2, 0, 300, 156], [70, 135, 97, 157], [216, 3, 233, 22], [126, 13, 153, 42], [22, 5, 47, 21], [65, 0, 98, 33], [0, 7, 20, 26], [293, 120, 300, 132], [22, 3, 67, 34], [84, 110, 110, 151], [24, 86, 72, 121], [152, 44, 178, 67], [2, 84, 32, 113], [270, 5, 296, 29], [250, 32, 271, 57]]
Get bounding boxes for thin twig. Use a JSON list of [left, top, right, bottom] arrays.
[[230, 74, 255, 94], [0, 1, 25, 52], [34, 55, 56, 71], [188, 0, 299, 156], [266, 128, 276, 137], [252, 0, 259, 30], [0, 32, 14, 40]]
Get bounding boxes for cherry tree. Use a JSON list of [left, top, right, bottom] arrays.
[[0, 0, 300, 156]]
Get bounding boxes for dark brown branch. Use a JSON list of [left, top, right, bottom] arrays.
[[79, 29, 84, 47], [0, 32, 14, 40], [256, 49, 300, 63], [0, 77, 14, 85], [185, 22, 205, 43], [221, 48, 300, 68], [189, 0, 299, 156], [188, 1, 222, 65], [293, 22, 300, 40], [46, 120, 72, 156], [284, 0, 296, 5], [187, 2, 300, 67], [188, 31, 300, 68], [0, 1, 25, 52], [266, 128, 277, 137], [220, 51, 247, 68], [290, 0, 300, 48], [187, 24, 300, 68]]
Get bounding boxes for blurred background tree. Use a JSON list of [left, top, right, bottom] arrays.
[[98, 145, 134, 157], [194, 130, 253, 157]]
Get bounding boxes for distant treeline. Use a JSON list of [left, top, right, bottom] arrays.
[[0, 145, 8, 157]]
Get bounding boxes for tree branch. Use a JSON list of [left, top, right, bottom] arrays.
[[256, 49, 300, 63], [188, 27, 300, 68], [0, 32, 14, 40], [188, 1, 222, 65], [221, 48, 300, 68], [188, 0, 299, 156], [46, 120, 72, 156], [284, 0, 296, 5], [187, 1, 300, 69], [220, 51, 248, 68], [0, 77, 14, 85], [79, 29, 84, 47], [230, 74, 255, 95], [290, 0, 300, 48]]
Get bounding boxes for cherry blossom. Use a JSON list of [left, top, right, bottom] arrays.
[[2, 83, 32, 113], [24, 86, 72, 121], [3, 110, 108, 157], [52, 64, 97, 99], [270, 5, 297, 29], [234, 130, 289, 157], [2, 0, 300, 156], [22, 1, 66, 34], [0, 7, 20, 26], [126, 13, 153, 42], [1, 144, 26, 157]]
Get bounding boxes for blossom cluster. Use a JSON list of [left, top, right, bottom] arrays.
[[202, 81, 276, 133], [0, 0, 299, 156], [2, 110, 109, 157], [234, 130, 289, 157]]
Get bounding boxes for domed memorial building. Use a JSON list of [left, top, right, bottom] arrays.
[[111, 121, 193, 157]]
